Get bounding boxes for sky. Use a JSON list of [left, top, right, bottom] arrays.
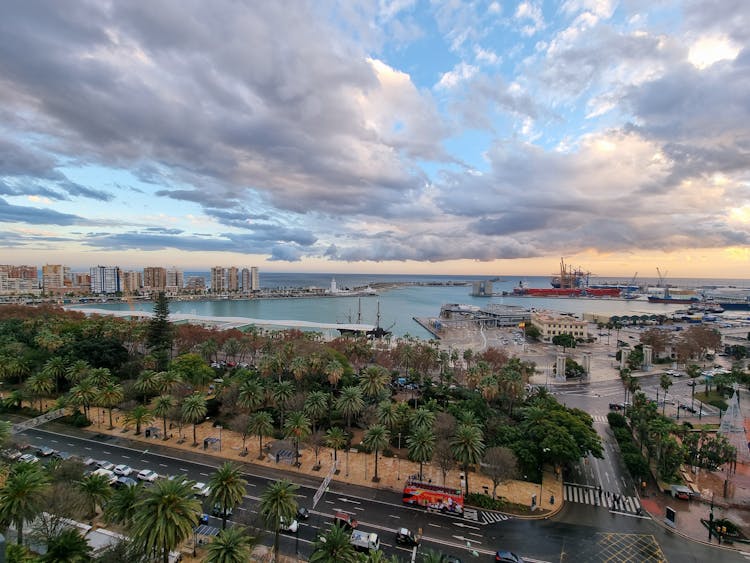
[[1, 0, 749, 279]]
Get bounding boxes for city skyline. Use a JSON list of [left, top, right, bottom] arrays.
[[1, 2, 749, 278]]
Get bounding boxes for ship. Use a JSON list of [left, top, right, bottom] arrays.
[[647, 287, 699, 304], [514, 282, 620, 298], [700, 288, 750, 311], [550, 258, 589, 289]]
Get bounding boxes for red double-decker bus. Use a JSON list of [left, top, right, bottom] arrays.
[[402, 477, 463, 514]]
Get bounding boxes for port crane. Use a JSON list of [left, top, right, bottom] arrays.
[[656, 267, 668, 288]]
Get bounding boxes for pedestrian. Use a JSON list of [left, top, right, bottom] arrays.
[[550, 494, 555, 505]]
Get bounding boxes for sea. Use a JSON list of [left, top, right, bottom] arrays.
[[79, 272, 750, 340]]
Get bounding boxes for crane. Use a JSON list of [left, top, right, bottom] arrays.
[[656, 268, 668, 288]]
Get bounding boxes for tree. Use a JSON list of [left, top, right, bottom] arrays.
[[237, 378, 265, 412], [407, 425, 435, 480], [271, 380, 295, 429], [362, 424, 390, 482], [131, 477, 200, 563], [325, 359, 344, 388], [309, 523, 359, 563], [248, 411, 274, 459], [204, 526, 254, 563], [124, 405, 154, 436], [660, 373, 673, 416], [209, 462, 248, 530], [77, 473, 113, 518], [25, 371, 54, 412], [41, 528, 92, 563], [153, 395, 174, 440], [552, 333, 577, 351], [230, 413, 251, 455], [259, 480, 298, 562], [134, 370, 161, 404], [97, 382, 124, 429], [324, 426, 347, 466], [0, 462, 51, 545], [284, 411, 312, 466], [147, 292, 173, 371], [335, 386, 365, 431], [170, 353, 214, 388], [181, 393, 207, 446], [450, 422, 485, 495], [359, 365, 389, 400], [104, 481, 142, 527], [410, 407, 436, 432], [433, 439, 455, 485], [303, 390, 329, 432], [482, 447, 518, 499]]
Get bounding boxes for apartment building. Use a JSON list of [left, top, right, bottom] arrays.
[[227, 267, 239, 292], [90, 266, 121, 294], [210, 266, 226, 293], [120, 271, 143, 294], [143, 267, 167, 292], [531, 311, 589, 342], [42, 264, 68, 292]]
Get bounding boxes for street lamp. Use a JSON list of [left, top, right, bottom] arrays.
[[395, 454, 400, 481]]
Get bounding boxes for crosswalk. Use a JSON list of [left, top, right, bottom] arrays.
[[563, 483, 642, 514], [591, 415, 609, 423], [463, 507, 511, 525]]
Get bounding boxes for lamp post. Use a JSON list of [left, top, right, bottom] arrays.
[[395, 454, 400, 481], [218, 425, 222, 452]]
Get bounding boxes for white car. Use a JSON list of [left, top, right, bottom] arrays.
[[280, 517, 299, 533], [18, 453, 40, 464], [137, 469, 159, 482], [191, 482, 211, 497], [92, 468, 117, 485], [114, 464, 133, 476], [97, 461, 115, 471]]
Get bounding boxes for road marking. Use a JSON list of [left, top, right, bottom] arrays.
[[159, 463, 167, 467], [103, 451, 111, 455], [67, 443, 75, 446], [179, 468, 188, 472], [246, 482, 256, 487], [237, 507, 246, 511], [50, 439, 58, 443], [427, 523, 441, 528], [389, 515, 400, 519], [469, 532, 483, 538], [200, 472, 209, 476], [324, 500, 334, 504], [452, 522, 480, 530], [121, 455, 129, 459], [84, 447, 92, 451], [337, 497, 360, 504]]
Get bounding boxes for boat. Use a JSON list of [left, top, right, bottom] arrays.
[[550, 258, 589, 289], [647, 295, 699, 304]]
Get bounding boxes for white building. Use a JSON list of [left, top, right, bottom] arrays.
[[90, 266, 120, 294]]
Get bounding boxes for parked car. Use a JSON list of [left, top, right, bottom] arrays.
[[2, 449, 23, 461], [137, 469, 159, 482], [52, 451, 76, 461], [92, 468, 117, 485], [114, 476, 138, 489], [96, 460, 115, 471], [671, 485, 691, 500], [395, 527, 420, 546], [191, 482, 211, 497], [495, 551, 524, 563], [280, 517, 298, 533], [296, 507, 310, 520], [113, 464, 134, 476], [211, 504, 233, 517], [36, 446, 56, 457], [18, 453, 40, 464]]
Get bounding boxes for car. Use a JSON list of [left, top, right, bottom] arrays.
[[296, 507, 310, 520], [198, 513, 210, 525], [36, 446, 56, 457], [96, 461, 115, 471], [333, 511, 358, 530], [114, 476, 138, 488], [280, 517, 298, 533], [92, 468, 117, 485], [191, 482, 211, 497], [495, 551, 524, 563], [83, 457, 98, 466], [2, 449, 22, 461], [52, 451, 76, 461], [441, 557, 462, 563], [137, 469, 159, 482], [113, 464, 134, 476], [18, 453, 40, 464], [395, 527, 420, 546]]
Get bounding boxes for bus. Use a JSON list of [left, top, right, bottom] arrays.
[[402, 477, 463, 514]]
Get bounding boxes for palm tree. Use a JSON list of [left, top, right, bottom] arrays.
[[237, 378, 265, 412], [41, 528, 92, 563], [376, 400, 399, 434], [41, 356, 67, 394], [153, 395, 174, 440], [410, 407, 436, 432], [248, 411, 274, 459], [408, 424, 436, 480], [284, 411, 312, 467], [289, 356, 308, 382], [271, 380, 295, 429], [87, 367, 114, 389], [135, 370, 161, 403], [324, 426, 347, 467], [209, 463, 248, 530], [204, 525, 254, 563], [259, 479, 298, 562], [124, 405, 154, 436], [304, 390, 329, 432], [181, 393, 207, 446], [450, 422, 485, 495], [97, 381, 124, 429], [359, 365, 389, 400], [69, 379, 97, 420], [130, 477, 200, 563], [157, 370, 183, 395], [335, 386, 365, 431], [325, 359, 344, 388], [65, 360, 91, 386], [0, 462, 51, 545], [77, 473, 113, 518], [309, 523, 359, 563], [104, 481, 142, 527], [25, 371, 54, 412], [362, 424, 390, 482]]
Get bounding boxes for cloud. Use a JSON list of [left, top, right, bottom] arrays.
[[0, 197, 84, 225]]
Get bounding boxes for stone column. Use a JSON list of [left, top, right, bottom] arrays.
[[642, 345, 652, 371], [582, 352, 591, 378], [556, 354, 567, 382], [620, 350, 627, 371]]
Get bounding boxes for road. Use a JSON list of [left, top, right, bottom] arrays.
[[17, 425, 747, 562]]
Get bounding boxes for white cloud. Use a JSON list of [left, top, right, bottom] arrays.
[[436, 62, 478, 89], [515, 1, 545, 36], [474, 45, 500, 65], [688, 34, 741, 69]]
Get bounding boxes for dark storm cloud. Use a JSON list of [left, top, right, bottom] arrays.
[[0, 197, 83, 225]]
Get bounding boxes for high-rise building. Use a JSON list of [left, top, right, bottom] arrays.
[[143, 267, 167, 291], [250, 266, 259, 291], [166, 267, 184, 291], [227, 267, 239, 292], [42, 264, 66, 292], [185, 276, 206, 292], [72, 272, 91, 289], [121, 271, 142, 294], [210, 266, 226, 293], [90, 266, 121, 294]]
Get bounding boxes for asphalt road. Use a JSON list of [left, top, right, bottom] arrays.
[[16, 423, 748, 562]]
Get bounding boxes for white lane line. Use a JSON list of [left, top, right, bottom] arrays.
[[389, 515, 401, 519], [469, 532, 483, 538], [121, 455, 129, 459], [246, 483, 256, 487], [50, 439, 59, 443], [67, 443, 75, 446], [199, 472, 209, 476], [427, 523, 441, 528], [179, 468, 188, 472], [84, 447, 92, 451], [159, 463, 167, 467]]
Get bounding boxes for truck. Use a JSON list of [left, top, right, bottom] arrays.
[[350, 530, 380, 553], [402, 477, 463, 514]]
